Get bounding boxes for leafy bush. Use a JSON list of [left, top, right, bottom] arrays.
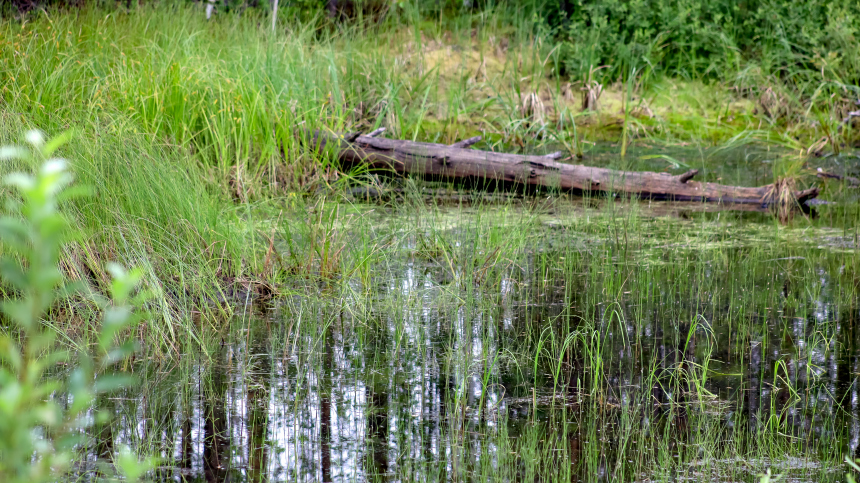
[[0, 131, 154, 483], [540, 0, 860, 88]]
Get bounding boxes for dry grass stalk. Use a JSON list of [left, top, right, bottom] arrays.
[[806, 136, 829, 156], [763, 177, 799, 223], [579, 65, 605, 112], [757, 87, 787, 120], [561, 82, 575, 102], [497, 37, 509, 56], [474, 57, 487, 82], [520, 92, 545, 123], [228, 164, 252, 202], [631, 105, 655, 119], [581, 81, 603, 111]]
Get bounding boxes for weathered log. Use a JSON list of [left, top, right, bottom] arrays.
[[313, 132, 820, 205], [817, 168, 860, 187], [451, 136, 483, 149], [367, 127, 386, 138]]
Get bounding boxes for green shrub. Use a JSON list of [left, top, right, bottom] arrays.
[[0, 131, 154, 482], [540, 0, 860, 89]]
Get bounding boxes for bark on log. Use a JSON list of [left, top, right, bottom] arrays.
[[312, 132, 820, 205], [817, 168, 860, 186]]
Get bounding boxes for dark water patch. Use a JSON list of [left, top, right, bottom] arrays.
[[71, 204, 860, 482]]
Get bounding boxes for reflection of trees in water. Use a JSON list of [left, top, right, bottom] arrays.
[[321, 324, 333, 483], [536, 259, 855, 470], [204, 349, 230, 483], [93, 394, 115, 480], [247, 342, 271, 483], [95, 395, 115, 460], [75, 255, 860, 482], [364, 322, 389, 481], [746, 335, 763, 431], [837, 304, 860, 460], [179, 413, 193, 477]]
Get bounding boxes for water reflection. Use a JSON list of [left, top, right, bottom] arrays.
[[202, 350, 229, 482], [89, 248, 859, 482]]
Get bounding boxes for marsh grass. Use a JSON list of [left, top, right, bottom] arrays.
[[5, 3, 854, 185]]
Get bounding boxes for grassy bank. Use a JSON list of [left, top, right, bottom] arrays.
[[5, 3, 857, 177]]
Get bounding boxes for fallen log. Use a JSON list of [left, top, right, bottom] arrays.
[[817, 168, 860, 187], [312, 132, 820, 205]]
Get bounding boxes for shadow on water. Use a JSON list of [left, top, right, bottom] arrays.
[[89, 199, 860, 483]]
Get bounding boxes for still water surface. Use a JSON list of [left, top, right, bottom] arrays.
[[92, 197, 860, 483]]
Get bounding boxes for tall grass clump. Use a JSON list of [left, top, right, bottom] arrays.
[[0, 5, 409, 194], [0, 120, 249, 352], [0, 131, 154, 482]]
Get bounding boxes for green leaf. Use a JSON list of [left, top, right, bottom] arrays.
[[34, 401, 63, 427], [0, 146, 28, 161], [56, 184, 93, 203], [103, 340, 138, 366], [29, 329, 58, 354], [55, 432, 88, 451], [100, 306, 133, 351], [0, 219, 28, 250], [67, 368, 94, 414], [0, 381, 24, 413], [107, 263, 143, 303], [95, 408, 112, 425], [24, 129, 45, 147], [1, 300, 35, 329], [3, 172, 35, 191], [0, 336, 23, 370], [55, 280, 85, 300], [114, 445, 159, 483], [0, 260, 28, 291]]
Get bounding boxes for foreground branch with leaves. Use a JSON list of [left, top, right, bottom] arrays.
[[0, 131, 154, 482]]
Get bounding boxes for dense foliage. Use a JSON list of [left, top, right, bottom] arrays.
[[7, 0, 860, 92], [540, 0, 860, 84]]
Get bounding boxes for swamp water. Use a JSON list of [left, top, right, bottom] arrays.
[[83, 150, 860, 483], [92, 196, 859, 483]]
